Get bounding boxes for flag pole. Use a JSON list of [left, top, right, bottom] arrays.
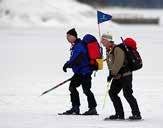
[[97, 11, 103, 63], [97, 22, 102, 48], [97, 10, 112, 60], [97, 10, 101, 44], [98, 23, 101, 41], [97, 10, 112, 42]]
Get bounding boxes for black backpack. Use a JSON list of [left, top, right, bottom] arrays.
[[117, 42, 143, 72]]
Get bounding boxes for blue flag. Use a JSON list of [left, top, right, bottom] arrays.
[[97, 11, 112, 24]]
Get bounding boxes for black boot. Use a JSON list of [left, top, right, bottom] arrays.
[[62, 106, 80, 115], [82, 108, 98, 115], [104, 114, 125, 120], [128, 114, 142, 120]]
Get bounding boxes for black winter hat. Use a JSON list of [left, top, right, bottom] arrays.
[[66, 28, 77, 38]]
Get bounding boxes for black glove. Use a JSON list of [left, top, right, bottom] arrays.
[[63, 62, 70, 72], [107, 75, 113, 82]]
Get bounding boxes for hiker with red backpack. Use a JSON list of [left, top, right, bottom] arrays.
[[101, 33, 142, 120], [61, 28, 99, 115]]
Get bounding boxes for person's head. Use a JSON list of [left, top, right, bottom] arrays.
[[66, 28, 78, 45], [101, 33, 114, 50]]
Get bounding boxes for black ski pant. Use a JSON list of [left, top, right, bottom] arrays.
[[109, 74, 141, 116], [69, 73, 97, 109]]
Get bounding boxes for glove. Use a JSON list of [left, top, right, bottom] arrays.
[[107, 75, 113, 82], [63, 62, 70, 72]]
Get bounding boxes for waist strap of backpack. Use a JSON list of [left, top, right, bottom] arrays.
[[122, 71, 132, 77], [114, 71, 132, 79]]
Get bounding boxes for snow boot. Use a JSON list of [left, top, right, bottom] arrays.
[[105, 114, 125, 120], [62, 106, 80, 115], [128, 114, 142, 120], [82, 108, 98, 115]]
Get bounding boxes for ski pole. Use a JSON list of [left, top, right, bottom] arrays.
[[121, 37, 129, 52], [40, 77, 72, 96], [102, 79, 113, 109]]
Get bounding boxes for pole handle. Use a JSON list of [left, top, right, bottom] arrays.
[[121, 37, 129, 52]]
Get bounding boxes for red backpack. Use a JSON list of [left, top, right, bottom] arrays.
[[82, 34, 103, 70]]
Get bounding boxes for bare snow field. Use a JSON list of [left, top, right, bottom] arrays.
[[0, 25, 163, 128]]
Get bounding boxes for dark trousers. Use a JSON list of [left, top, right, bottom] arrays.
[[69, 73, 97, 109], [109, 75, 140, 116]]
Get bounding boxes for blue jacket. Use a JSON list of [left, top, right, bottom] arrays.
[[66, 39, 92, 75]]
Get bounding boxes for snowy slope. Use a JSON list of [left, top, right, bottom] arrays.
[[1, 0, 162, 28], [0, 0, 96, 27]]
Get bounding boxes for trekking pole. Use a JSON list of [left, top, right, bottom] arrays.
[[40, 77, 72, 96], [102, 79, 113, 109]]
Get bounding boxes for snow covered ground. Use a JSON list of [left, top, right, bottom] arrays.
[[0, 0, 163, 128], [0, 25, 163, 128]]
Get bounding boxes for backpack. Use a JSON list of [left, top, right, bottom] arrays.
[[82, 34, 103, 70], [118, 37, 143, 71]]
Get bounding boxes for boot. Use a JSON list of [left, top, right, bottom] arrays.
[[82, 108, 98, 115], [128, 114, 142, 120], [62, 106, 80, 115], [104, 114, 124, 120]]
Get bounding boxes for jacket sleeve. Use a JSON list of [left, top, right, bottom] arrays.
[[111, 47, 125, 76], [67, 44, 84, 67]]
